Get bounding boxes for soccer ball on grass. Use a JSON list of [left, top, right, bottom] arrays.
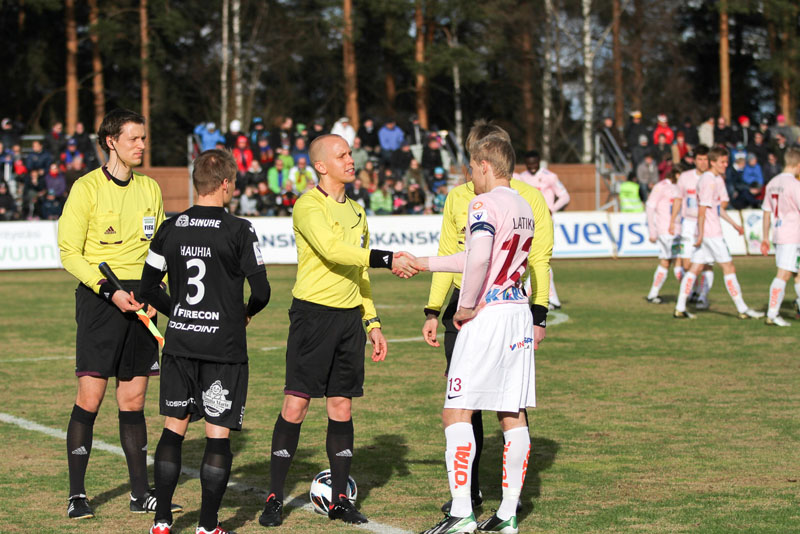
[[309, 469, 357, 515]]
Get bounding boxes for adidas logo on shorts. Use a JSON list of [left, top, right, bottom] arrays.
[[335, 449, 353, 457], [273, 449, 291, 458], [150, 362, 159, 371], [104, 226, 116, 235], [71, 446, 88, 456]]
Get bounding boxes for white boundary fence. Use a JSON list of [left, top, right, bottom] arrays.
[[0, 210, 774, 270]]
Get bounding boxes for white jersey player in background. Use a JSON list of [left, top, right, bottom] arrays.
[[673, 146, 763, 320], [761, 147, 800, 326], [408, 134, 535, 534], [645, 167, 682, 303], [676, 145, 715, 308], [515, 150, 569, 310]]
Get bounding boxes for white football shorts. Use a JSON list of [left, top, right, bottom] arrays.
[[657, 234, 681, 260], [444, 302, 535, 412], [692, 236, 732, 265], [679, 218, 698, 259], [775, 243, 800, 273]]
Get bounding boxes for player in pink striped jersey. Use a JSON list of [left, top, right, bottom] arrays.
[[761, 147, 800, 326], [673, 146, 763, 319], [515, 150, 569, 310], [413, 135, 535, 534], [676, 145, 715, 305], [645, 167, 682, 303]]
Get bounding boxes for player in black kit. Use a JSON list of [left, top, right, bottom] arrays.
[[139, 149, 271, 534]]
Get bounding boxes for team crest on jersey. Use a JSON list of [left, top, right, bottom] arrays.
[[176, 214, 189, 227], [142, 216, 156, 239], [202, 380, 232, 417]]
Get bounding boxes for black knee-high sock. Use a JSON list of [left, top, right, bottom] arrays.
[[326, 418, 354, 505], [154, 428, 184, 524], [199, 438, 232, 531], [67, 405, 97, 496], [268, 414, 302, 501], [471, 410, 483, 495], [119, 410, 150, 498]]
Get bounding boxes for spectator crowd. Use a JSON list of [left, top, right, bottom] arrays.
[[193, 115, 454, 217], [600, 110, 800, 210], [0, 118, 100, 221], [4, 109, 800, 222]]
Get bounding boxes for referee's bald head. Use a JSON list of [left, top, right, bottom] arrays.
[[309, 134, 341, 166]]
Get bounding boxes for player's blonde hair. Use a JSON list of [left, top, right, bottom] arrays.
[[466, 120, 510, 153], [784, 147, 800, 168], [470, 135, 515, 180], [193, 149, 237, 195]]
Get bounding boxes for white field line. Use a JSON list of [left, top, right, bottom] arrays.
[[0, 411, 410, 534], [1, 356, 74, 363]]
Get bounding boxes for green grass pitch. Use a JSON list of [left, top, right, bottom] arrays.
[[1, 256, 798, 533]]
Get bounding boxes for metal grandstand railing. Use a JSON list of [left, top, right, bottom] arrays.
[[594, 130, 631, 211]]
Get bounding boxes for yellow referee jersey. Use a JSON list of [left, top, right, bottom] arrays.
[[58, 167, 165, 293], [425, 179, 553, 311], [291, 186, 380, 329]]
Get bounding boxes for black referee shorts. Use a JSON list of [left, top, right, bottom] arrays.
[[284, 298, 366, 399], [442, 288, 460, 375], [74, 281, 159, 380]]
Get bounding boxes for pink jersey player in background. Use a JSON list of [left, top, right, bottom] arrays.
[[410, 135, 536, 534], [645, 167, 682, 303], [673, 146, 763, 320], [761, 147, 800, 326], [676, 145, 715, 306], [515, 150, 569, 310]]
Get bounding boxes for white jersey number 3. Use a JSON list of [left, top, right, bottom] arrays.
[[186, 258, 206, 305]]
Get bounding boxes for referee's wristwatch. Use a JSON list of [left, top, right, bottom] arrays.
[[363, 316, 382, 332]]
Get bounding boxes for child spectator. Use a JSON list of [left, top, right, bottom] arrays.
[[433, 183, 448, 214], [0, 181, 17, 220], [370, 179, 394, 215], [406, 182, 425, 214], [238, 184, 260, 216], [40, 188, 62, 220], [232, 135, 254, 176], [392, 179, 408, 214]]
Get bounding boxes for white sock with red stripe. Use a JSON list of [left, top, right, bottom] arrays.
[[444, 422, 475, 518], [675, 272, 696, 312], [549, 269, 561, 307], [699, 270, 714, 300], [498, 426, 530, 521], [673, 265, 684, 282], [647, 266, 669, 299], [768, 278, 787, 319], [723, 273, 748, 313]]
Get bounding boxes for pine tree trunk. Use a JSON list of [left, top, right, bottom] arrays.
[[631, 0, 644, 111], [542, 0, 554, 162], [384, 71, 396, 116], [221, 0, 229, 132], [581, 0, 594, 163], [232, 0, 242, 123], [343, 0, 359, 127], [414, 0, 429, 130], [140, 0, 151, 167], [88, 0, 105, 134], [719, 0, 731, 124], [65, 0, 79, 135], [520, 28, 536, 151], [612, 0, 624, 131]]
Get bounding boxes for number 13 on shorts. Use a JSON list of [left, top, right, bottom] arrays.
[[448, 377, 462, 396]]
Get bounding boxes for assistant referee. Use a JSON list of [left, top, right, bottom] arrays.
[[58, 109, 178, 519], [259, 134, 415, 527]]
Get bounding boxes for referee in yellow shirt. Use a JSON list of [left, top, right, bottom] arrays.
[[259, 134, 415, 527], [422, 121, 554, 512], [58, 109, 178, 519]]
